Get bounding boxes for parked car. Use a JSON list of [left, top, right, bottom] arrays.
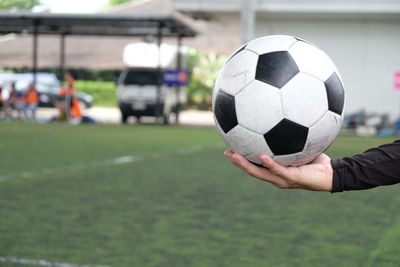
[[0, 73, 92, 108], [117, 43, 188, 124]]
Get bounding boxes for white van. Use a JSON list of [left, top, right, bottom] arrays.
[[117, 43, 188, 124]]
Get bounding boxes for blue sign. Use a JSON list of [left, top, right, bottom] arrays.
[[163, 70, 189, 86]]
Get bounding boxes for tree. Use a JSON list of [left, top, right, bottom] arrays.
[[0, 0, 40, 10], [108, 0, 137, 6], [187, 50, 227, 110]]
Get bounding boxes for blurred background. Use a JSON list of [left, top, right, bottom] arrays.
[[0, 0, 399, 131], [1, 1, 400, 267]]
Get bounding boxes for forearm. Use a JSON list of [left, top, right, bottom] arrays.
[[331, 140, 400, 192]]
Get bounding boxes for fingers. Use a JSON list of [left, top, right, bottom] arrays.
[[259, 154, 291, 179], [224, 150, 267, 178], [224, 151, 333, 191], [223, 149, 234, 157], [224, 150, 289, 188], [310, 153, 331, 164]]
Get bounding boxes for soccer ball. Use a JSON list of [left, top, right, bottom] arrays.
[[212, 35, 345, 166]]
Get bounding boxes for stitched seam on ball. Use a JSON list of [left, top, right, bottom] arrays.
[[309, 109, 329, 128]]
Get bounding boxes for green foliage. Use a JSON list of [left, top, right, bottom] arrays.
[[75, 80, 117, 107], [5, 67, 120, 82], [0, 0, 39, 10], [73, 69, 119, 81], [0, 124, 399, 267], [186, 50, 227, 110], [108, 0, 137, 6]]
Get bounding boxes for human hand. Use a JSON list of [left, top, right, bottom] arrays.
[[224, 150, 333, 191]]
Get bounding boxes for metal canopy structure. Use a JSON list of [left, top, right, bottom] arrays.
[[0, 11, 197, 123], [0, 11, 197, 37]]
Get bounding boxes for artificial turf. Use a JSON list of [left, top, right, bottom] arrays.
[[0, 121, 399, 267]]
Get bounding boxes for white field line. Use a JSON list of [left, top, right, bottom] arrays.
[[0, 256, 108, 267], [0, 143, 223, 182]]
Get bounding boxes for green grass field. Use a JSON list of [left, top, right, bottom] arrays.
[[0, 122, 399, 267]]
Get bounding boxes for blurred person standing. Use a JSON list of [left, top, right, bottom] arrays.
[[0, 85, 11, 119], [10, 82, 27, 120], [63, 73, 76, 96], [6, 83, 16, 119], [57, 73, 82, 124], [57, 73, 76, 121], [0, 85, 4, 118], [25, 82, 39, 121]]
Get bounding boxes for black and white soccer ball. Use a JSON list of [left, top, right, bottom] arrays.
[[213, 35, 345, 166]]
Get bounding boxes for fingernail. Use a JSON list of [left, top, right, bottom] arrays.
[[232, 154, 241, 164], [260, 155, 269, 163]]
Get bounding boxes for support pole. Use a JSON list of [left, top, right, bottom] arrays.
[[241, 0, 256, 44], [155, 23, 163, 123], [59, 33, 66, 82], [175, 35, 183, 124], [60, 33, 71, 121], [32, 20, 39, 85]]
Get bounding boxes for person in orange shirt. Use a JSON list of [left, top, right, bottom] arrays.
[[59, 73, 76, 97], [69, 96, 82, 125], [64, 73, 76, 96], [57, 73, 76, 121], [57, 73, 82, 124], [25, 82, 39, 120]]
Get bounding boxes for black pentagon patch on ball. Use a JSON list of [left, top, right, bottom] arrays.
[[325, 73, 345, 115], [264, 119, 309, 155], [214, 90, 238, 133], [255, 51, 299, 88]]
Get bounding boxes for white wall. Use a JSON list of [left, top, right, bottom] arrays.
[[255, 16, 400, 121]]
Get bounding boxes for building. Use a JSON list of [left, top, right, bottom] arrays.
[[0, 0, 197, 70], [1, 0, 400, 121], [174, 0, 400, 122]]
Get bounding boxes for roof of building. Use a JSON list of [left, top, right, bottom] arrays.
[[0, 0, 200, 70], [0, 10, 197, 37], [4, 0, 398, 70], [0, 34, 145, 69], [174, 0, 400, 16]]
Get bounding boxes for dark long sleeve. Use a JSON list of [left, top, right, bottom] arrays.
[[331, 140, 400, 192]]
